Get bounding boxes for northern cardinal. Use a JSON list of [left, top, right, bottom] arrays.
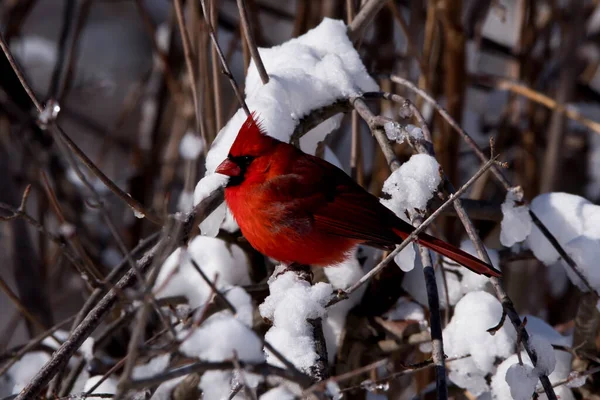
[[215, 114, 501, 278]]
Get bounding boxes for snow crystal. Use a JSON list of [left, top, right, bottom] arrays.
[[154, 236, 250, 308], [505, 363, 538, 400], [132, 354, 170, 379], [500, 187, 532, 247], [259, 270, 333, 371], [384, 121, 405, 143], [259, 385, 297, 400], [206, 18, 377, 174], [526, 192, 600, 292], [133, 209, 145, 219], [443, 291, 516, 396], [382, 154, 441, 212], [179, 131, 205, 160]]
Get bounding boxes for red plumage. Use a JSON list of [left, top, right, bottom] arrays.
[[216, 114, 501, 278]]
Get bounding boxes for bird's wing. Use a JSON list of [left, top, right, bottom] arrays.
[[263, 153, 408, 246]]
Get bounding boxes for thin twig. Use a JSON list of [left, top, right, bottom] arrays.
[[173, 0, 209, 156], [236, 0, 269, 84], [0, 33, 162, 225], [199, 0, 250, 116], [334, 152, 500, 301]]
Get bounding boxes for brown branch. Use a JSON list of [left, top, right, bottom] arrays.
[[237, 0, 269, 84], [347, 0, 387, 43], [0, 33, 163, 225], [199, 0, 251, 117], [173, 0, 209, 157]]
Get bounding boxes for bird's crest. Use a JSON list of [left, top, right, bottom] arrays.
[[229, 112, 277, 157]]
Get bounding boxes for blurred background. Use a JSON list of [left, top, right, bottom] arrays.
[[1, 0, 600, 398]]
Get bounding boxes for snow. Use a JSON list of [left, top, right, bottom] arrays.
[[4, 352, 51, 394], [529, 334, 556, 376], [153, 236, 251, 308], [526, 192, 600, 292], [259, 385, 297, 400], [491, 315, 574, 400], [326, 381, 342, 399], [176, 287, 262, 400], [500, 187, 532, 247], [381, 154, 441, 272], [192, 173, 230, 237], [83, 375, 118, 395], [179, 286, 261, 361], [150, 376, 186, 400], [206, 18, 377, 175], [179, 131, 205, 160], [566, 371, 587, 388], [132, 354, 170, 379], [505, 363, 538, 400], [384, 297, 425, 322], [443, 291, 516, 396], [259, 270, 333, 372], [177, 190, 194, 212], [382, 154, 441, 213], [323, 252, 366, 362]]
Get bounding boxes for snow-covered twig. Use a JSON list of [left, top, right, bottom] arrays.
[[390, 74, 596, 300], [333, 136, 501, 299], [384, 78, 560, 400]]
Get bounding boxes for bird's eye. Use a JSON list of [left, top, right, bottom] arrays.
[[239, 156, 254, 166]]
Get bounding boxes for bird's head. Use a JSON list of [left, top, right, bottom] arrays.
[[216, 112, 278, 186]]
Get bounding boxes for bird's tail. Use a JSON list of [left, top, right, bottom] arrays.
[[392, 228, 502, 278]]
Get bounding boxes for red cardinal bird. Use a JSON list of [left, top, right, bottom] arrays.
[[216, 114, 501, 277]]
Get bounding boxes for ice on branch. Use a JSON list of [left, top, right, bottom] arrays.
[[443, 291, 516, 396], [154, 236, 250, 308], [526, 192, 600, 292], [381, 154, 441, 272], [259, 270, 333, 372], [500, 186, 532, 247]]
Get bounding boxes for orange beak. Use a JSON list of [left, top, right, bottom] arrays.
[[215, 158, 241, 177]]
